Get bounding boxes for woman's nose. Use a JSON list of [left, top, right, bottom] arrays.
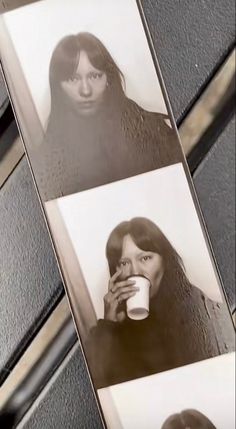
[[79, 78, 92, 98], [129, 261, 140, 276]]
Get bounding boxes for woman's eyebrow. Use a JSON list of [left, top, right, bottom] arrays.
[[119, 257, 129, 262], [120, 251, 150, 260], [138, 251, 151, 257]]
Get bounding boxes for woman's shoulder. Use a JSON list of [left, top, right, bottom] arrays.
[[125, 97, 170, 123], [124, 98, 176, 143], [188, 284, 231, 318], [187, 284, 215, 304]]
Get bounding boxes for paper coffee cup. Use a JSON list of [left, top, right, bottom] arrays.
[[126, 275, 150, 320]]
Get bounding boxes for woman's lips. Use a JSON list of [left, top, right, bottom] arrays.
[[78, 101, 95, 109]]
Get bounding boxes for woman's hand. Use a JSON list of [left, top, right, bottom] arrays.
[[104, 270, 139, 322]]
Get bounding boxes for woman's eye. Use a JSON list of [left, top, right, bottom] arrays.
[[119, 260, 129, 267], [68, 76, 79, 83], [141, 255, 152, 262], [89, 72, 102, 80]]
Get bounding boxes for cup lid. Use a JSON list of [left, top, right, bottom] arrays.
[[126, 274, 151, 287]]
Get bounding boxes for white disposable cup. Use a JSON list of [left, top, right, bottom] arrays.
[[126, 275, 151, 320]]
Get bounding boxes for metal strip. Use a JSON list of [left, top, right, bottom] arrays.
[[179, 49, 235, 156]]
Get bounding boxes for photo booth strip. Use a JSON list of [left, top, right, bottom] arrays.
[[0, 1, 234, 428]]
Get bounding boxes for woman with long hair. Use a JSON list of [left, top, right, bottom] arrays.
[[36, 32, 182, 200], [87, 217, 234, 388]]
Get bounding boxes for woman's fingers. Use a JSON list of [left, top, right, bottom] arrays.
[[104, 286, 138, 305], [105, 272, 139, 322], [110, 279, 136, 293], [114, 285, 139, 299], [108, 269, 121, 290], [104, 285, 139, 322], [112, 269, 122, 281], [117, 290, 137, 304]]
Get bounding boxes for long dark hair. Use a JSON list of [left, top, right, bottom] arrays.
[[106, 217, 192, 301], [161, 409, 217, 429], [48, 32, 125, 122]]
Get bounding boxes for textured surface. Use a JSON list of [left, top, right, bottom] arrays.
[[142, 0, 235, 121], [194, 115, 235, 310], [0, 73, 8, 117], [22, 345, 103, 429], [0, 157, 63, 381], [0, 73, 7, 109]]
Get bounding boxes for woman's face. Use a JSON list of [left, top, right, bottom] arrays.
[[118, 234, 164, 297], [60, 50, 108, 116]]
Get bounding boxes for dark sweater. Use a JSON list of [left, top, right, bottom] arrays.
[[34, 97, 183, 201], [86, 283, 235, 389]]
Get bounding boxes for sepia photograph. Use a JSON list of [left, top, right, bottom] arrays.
[[0, 0, 183, 201], [98, 353, 235, 429], [46, 164, 235, 389]]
